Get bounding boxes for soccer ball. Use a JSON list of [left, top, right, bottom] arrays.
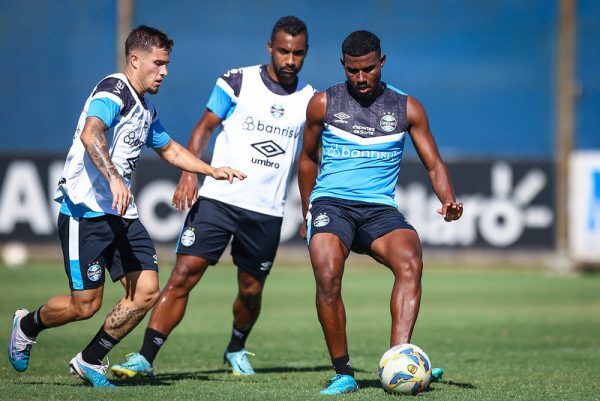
[[378, 343, 432, 395]]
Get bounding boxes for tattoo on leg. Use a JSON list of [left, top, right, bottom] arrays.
[[104, 303, 146, 339]]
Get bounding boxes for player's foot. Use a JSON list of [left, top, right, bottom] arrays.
[[110, 353, 154, 378], [68, 352, 115, 388], [431, 367, 444, 382], [319, 374, 359, 395], [223, 348, 255, 375], [8, 309, 36, 372]]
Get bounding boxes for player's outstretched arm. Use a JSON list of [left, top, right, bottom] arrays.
[[80, 116, 131, 216], [155, 139, 246, 183], [298, 91, 326, 237], [407, 96, 463, 222], [172, 110, 223, 211]]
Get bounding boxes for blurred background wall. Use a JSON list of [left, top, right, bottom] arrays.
[[0, 0, 599, 266]]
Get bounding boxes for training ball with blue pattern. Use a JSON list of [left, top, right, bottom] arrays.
[[378, 343, 432, 395]]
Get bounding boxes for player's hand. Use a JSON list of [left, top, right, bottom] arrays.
[[172, 171, 199, 211], [437, 201, 463, 222], [299, 219, 308, 239], [210, 166, 247, 183], [109, 175, 131, 216]]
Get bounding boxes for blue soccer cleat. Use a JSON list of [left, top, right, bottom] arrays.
[[431, 367, 444, 382], [8, 309, 36, 372], [223, 349, 255, 375], [320, 374, 359, 395], [110, 352, 154, 378], [69, 352, 115, 388]]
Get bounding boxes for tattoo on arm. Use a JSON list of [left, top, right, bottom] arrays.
[[83, 119, 119, 180], [103, 302, 146, 340]]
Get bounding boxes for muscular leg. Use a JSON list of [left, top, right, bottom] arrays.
[[309, 233, 350, 360], [232, 270, 265, 332], [38, 287, 104, 327], [226, 270, 265, 352], [370, 229, 423, 346], [146, 254, 211, 335], [102, 270, 160, 339], [79, 270, 159, 366], [18, 287, 104, 341], [110, 255, 210, 373]]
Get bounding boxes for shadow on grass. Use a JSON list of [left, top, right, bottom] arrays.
[[437, 379, 476, 389], [356, 378, 476, 392], [20, 381, 83, 387], [356, 379, 381, 390], [110, 365, 350, 386]]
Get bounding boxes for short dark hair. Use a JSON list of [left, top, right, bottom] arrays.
[[271, 16, 308, 43], [342, 30, 381, 57], [125, 25, 174, 56]]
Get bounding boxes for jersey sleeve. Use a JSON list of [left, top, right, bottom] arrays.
[[87, 97, 121, 127], [145, 118, 171, 149], [206, 68, 243, 118], [87, 77, 136, 126]]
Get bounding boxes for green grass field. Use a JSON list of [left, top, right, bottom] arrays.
[[1, 260, 600, 400]]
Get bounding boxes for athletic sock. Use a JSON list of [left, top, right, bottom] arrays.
[[81, 327, 119, 365], [139, 328, 167, 364], [332, 354, 354, 377], [226, 325, 250, 353], [19, 307, 47, 338]]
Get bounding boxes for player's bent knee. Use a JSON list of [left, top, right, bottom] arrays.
[[136, 286, 160, 310], [394, 253, 423, 281], [72, 298, 102, 320], [239, 281, 263, 299]]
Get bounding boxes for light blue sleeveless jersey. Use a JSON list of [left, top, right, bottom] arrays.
[[310, 82, 408, 207]]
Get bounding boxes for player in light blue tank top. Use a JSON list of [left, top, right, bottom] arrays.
[[310, 82, 409, 207], [298, 30, 463, 395]]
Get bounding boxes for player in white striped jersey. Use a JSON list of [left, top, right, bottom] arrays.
[[111, 16, 314, 378], [7, 26, 245, 387]]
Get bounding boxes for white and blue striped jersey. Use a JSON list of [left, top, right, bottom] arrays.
[[54, 73, 171, 219], [200, 65, 315, 217], [310, 82, 408, 207]]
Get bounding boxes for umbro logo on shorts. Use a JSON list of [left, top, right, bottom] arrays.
[[260, 261, 273, 271]]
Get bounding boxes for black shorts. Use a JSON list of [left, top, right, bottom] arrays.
[[307, 197, 415, 254], [58, 213, 158, 291], [176, 197, 282, 278]]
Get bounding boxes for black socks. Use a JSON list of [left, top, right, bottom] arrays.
[[139, 328, 167, 364], [20, 307, 47, 338], [226, 325, 250, 353], [332, 354, 354, 377], [81, 327, 119, 365]]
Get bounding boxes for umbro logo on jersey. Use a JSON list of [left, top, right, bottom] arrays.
[[334, 112, 350, 123], [251, 140, 285, 158], [251, 140, 284, 169]]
